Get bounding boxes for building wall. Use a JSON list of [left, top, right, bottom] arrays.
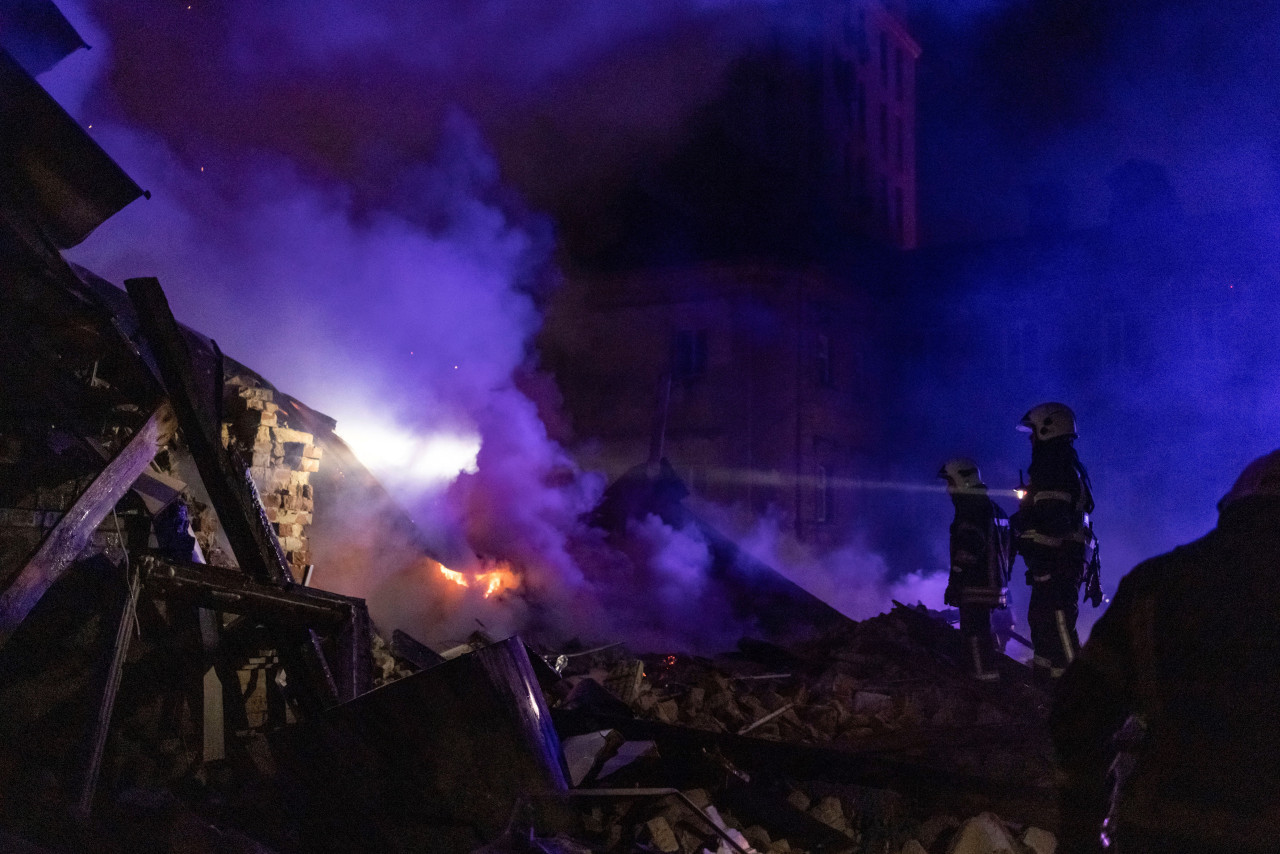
[[816, 0, 920, 248], [541, 263, 881, 548]]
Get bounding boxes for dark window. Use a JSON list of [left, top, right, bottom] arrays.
[[879, 103, 888, 158], [857, 83, 867, 140], [816, 333, 833, 387], [895, 116, 904, 169], [815, 465, 831, 523], [672, 329, 708, 381], [880, 32, 889, 88], [894, 186, 904, 240]]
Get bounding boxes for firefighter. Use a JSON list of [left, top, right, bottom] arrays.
[[1051, 449, 1280, 854], [938, 457, 1013, 681], [1012, 402, 1096, 680]]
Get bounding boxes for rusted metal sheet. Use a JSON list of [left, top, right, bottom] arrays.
[[0, 405, 163, 646]]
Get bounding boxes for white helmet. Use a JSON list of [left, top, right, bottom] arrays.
[[938, 457, 985, 493], [1219, 449, 1280, 512], [1017, 402, 1077, 441]]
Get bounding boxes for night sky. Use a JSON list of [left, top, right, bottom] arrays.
[[35, 0, 1280, 649], [57, 0, 1280, 247]]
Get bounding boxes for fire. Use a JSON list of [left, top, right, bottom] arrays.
[[437, 560, 520, 599], [475, 561, 519, 599], [439, 565, 468, 587]]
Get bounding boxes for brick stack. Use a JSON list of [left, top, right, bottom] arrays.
[[222, 378, 321, 581]]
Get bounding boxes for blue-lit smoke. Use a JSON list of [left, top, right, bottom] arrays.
[[43, 0, 1280, 651]]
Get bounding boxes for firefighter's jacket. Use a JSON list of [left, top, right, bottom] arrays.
[[945, 491, 1012, 608], [1013, 437, 1094, 569], [1050, 497, 1280, 853]]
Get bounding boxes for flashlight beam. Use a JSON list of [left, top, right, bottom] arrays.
[[693, 466, 1023, 499]]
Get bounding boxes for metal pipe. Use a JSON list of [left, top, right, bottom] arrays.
[[737, 702, 795, 736]]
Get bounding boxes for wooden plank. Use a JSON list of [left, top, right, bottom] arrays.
[[123, 276, 340, 713], [123, 276, 293, 588], [552, 707, 1057, 828], [0, 406, 163, 646], [140, 555, 353, 627], [73, 570, 141, 819], [390, 628, 445, 671]]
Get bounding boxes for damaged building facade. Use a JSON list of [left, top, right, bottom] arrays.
[[540, 0, 918, 550], [0, 6, 1075, 852], [25, 0, 1280, 850], [541, 262, 891, 549]]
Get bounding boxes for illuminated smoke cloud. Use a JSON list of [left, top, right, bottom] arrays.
[[718, 506, 950, 622], [44, 0, 1082, 655], [45, 0, 776, 654]]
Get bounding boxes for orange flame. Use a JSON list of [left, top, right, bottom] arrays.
[[439, 565, 468, 587], [437, 560, 520, 598], [475, 561, 520, 599]]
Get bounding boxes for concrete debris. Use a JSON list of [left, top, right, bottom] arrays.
[[537, 604, 1062, 853], [597, 738, 657, 779], [1, 237, 1064, 853], [561, 729, 617, 787], [1019, 826, 1057, 854], [645, 815, 682, 852], [944, 812, 1020, 854]]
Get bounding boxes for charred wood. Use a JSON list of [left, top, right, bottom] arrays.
[[389, 627, 445, 670], [124, 277, 340, 714], [0, 405, 164, 646], [123, 277, 292, 589], [72, 564, 141, 819], [552, 708, 1056, 828]]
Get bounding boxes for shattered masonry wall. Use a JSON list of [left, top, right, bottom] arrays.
[[220, 377, 321, 580]]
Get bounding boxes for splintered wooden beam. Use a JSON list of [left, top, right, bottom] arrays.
[[74, 571, 141, 820], [123, 276, 294, 588], [142, 555, 372, 702], [124, 277, 342, 712], [0, 406, 164, 647]]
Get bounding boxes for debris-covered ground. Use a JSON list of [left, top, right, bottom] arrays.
[[518, 603, 1059, 854]]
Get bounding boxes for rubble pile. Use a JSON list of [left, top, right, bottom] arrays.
[[0, 259, 1062, 853], [525, 606, 1059, 854], [0, 25, 1073, 852]]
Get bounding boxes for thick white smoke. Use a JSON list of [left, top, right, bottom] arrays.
[[47, 0, 956, 655]]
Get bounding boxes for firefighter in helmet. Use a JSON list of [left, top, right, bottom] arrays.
[[1052, 449, 1280, 853], [938, 457, 1013, 681], [1012, 402, 1098, 680]]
